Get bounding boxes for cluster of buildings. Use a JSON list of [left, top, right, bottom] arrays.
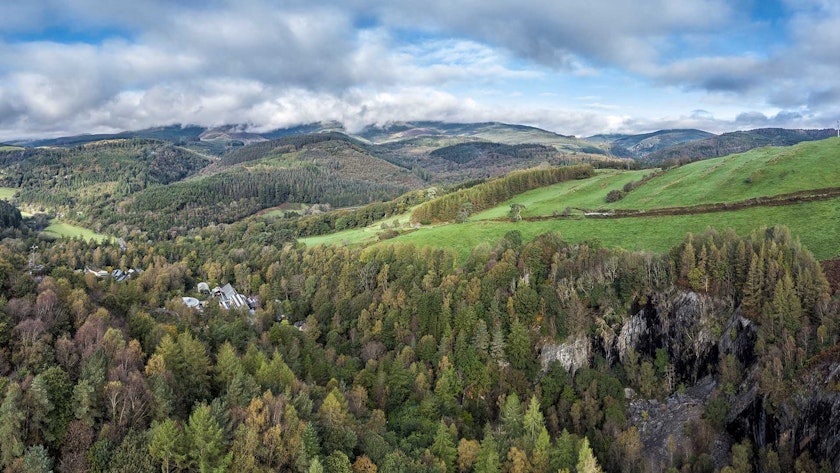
[[181, 282, 257, 312], [84, 266, 142, 282]]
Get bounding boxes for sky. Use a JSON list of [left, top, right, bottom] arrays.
[[1, 0, 839, 141]]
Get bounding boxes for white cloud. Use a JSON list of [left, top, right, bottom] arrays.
[[1, 1, 840, 140]]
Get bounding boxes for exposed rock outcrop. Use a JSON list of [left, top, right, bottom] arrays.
[[788, 360, 840, 472], [628, 376, 732, 471], [548, 288, 838, 470], [657, 291, 733, 382], [540, 335, 590, 374], [610, 291, 745, 383]]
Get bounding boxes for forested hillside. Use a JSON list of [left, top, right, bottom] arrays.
[[430, 143, 569, 164], [120, 165, 409, 236], [0, 218, 837, 472], [0, 139, 211, 212]]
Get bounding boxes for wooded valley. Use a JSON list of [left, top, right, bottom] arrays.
[[0, 124, 838, 473]]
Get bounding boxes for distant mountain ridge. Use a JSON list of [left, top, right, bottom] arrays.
[[11, 121, 596, 152], [356, 121, 577, 142], [641, 128, 837, 165], [587, 129, 715, 158], [9, 122, 838, 168], [13, 125, 207, 147]]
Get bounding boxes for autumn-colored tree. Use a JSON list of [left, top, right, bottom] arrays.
[[318, 388, 357, 454], [457, 439, 480, 473], [352, 455, 377, 473], [506, 446, 530, 473]]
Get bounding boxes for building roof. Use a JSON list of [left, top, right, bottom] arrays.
[[220, 283, 237, 299], [181, 297, 200, 308]]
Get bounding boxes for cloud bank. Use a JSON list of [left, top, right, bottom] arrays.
[[1, 1, 839, 140]]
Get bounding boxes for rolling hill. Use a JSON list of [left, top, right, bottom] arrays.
[[0, 132, 422, 238], [302, 137, 840, 261], [0, 139, 212, 211], [608, 138, 840, 210], [587, 129, 714, 158], [5, 122, 838, 243]]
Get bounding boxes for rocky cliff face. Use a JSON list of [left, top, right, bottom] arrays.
[[790, 361, 840, 472], [611, 291, 752, 383], [542, 289, 839, 470], [628, 376, 733, 471], [599, 290, 837, 470]]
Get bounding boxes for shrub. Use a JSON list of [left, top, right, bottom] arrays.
[[606, 190, 625, 203]]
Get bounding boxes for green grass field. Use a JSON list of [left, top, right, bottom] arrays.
[[389, 197, 840, 261], [0, 187, 17, 200], [611, 138, 840, 209], [0, 146, 23, 152], [44, 222, 111, 243], [472, 169, 650, 219]]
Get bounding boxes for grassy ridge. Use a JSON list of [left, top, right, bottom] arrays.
[[613, 138, 840, 209], [411, 164, 594, 223]]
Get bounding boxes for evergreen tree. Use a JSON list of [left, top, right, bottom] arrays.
[[186, 404, 229, 473], [770, 272, 802, 334], [500, 393, 524, 445], [679, 239, 696, 284], [522, 395, 545, 451], [741, 256, 764, 319], [576, 437, 603, 473], [149, 418, 185, 473], [430, 421, 457, 472], [474, 426, 501, 473], [506, 319, 531, 371]]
